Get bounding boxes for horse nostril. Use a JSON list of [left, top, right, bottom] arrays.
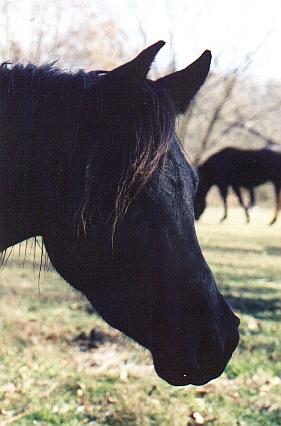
[[196, 332, 225, 371]]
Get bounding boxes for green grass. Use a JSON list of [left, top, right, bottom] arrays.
[[1, 207, 281, 425]]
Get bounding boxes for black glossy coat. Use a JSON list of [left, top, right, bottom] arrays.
[[0, 43, 239, 386]]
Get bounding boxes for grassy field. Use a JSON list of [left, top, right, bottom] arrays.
[[1, 207, 281, 425]]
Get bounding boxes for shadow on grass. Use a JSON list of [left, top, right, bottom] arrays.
[[244, 408, 281, 426], [201, 245, 263, 255], [222, 284, 280, 295], [73, 327, 121, 351], [266, 246, 281, 256], [216, 271, 281, 290], [239, 340, 280, 354], [224, 294, 281, 321]]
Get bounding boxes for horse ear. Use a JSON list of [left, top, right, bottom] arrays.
[[157, 50, 212, 114], [104, 41, 165, 88]]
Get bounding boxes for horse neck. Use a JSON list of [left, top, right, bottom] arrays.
[[0, 131, 44, 251], [0, 66, 90, 252]]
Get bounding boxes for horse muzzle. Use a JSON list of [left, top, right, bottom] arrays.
[[151, 314, 240, 386]]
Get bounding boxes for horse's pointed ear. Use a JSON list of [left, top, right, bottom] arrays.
[[105, 41, 166, 88], [157, 50, 212, 114]]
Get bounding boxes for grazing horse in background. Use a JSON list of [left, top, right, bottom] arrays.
[[220, 186, 256, 223], [0, 41, 239, 386], [194, 147, 281, 225], [199, 182, 255, 223]]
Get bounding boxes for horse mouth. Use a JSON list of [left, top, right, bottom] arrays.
[[151, 327, 239, 386], [153, 363, 198, 386], [153, 359, 224, 386], [153, 355, 229, 386]]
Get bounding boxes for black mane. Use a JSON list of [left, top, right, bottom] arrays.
[[0, 62, 176, 235], [0, 61, 95, 91], [78, 78, 177, 236]]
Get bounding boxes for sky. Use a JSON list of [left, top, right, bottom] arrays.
[[3, 0, 281, 83], [99, 0, 281, 83]]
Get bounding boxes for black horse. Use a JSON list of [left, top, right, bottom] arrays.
[[0, 42, 239, 386], [195, 147, 281, 224]]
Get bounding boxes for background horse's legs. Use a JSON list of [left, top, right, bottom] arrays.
[[248, 188, 256, 209], [233, 185, 250, 223], [270, 182, 281, 225], [218, 185, 228, 222]]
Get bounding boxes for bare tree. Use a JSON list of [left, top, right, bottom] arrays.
[[2, 0, 280, 170], [177, 47, 281, 165], [123, 2, 281, 169], [0, 0, 121, 70]]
